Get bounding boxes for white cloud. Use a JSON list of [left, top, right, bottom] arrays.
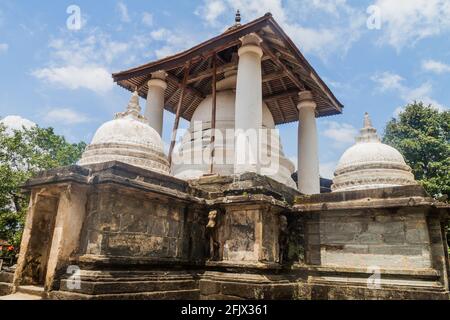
[[142, 12, 154, 27], [150, 28, 196, 59], [195, 0, 226, 26], [372, 71, 448, 114], [320, 161, 337, 179], [322, 121, 358, 148], [285, 24, 362, 60], [47, 33, 130, 66], [45, 108, 90, 125], [374, 0, 450, 50], [0, 43, 8, 54], [307, 0, 348, 17], [32, 66, 113, 94], [33, 30, 137, 94], [117, 2, 131, 23], [371, 72, 404, 91], [150, 29, 168, 41], [422, 59, 450, 74], [0, 115, 36, 133], [194, 0, 365, 60]]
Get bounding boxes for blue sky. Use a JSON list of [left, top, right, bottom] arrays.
[[0, 0, 449, 178]]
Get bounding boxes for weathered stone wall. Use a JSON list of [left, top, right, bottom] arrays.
[[19, 194, 59, 286], [427, 212, 450, 289], [7, 164, 448, 300], [305, 208, 433, 270], [80, 185, 205, 261], [217, 205, 281, 264], [220, 207, 259, 262], [0, 271, 14, 295], [285, 214, 305, 264]]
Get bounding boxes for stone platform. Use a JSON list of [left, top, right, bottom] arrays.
[[1, 162, 448, 300]]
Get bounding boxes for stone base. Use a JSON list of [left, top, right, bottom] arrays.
[[198, 267, 449, 300], [0, 271, 14, 295], [49, 289, 199, 300], [199, 281, 449, 300], [41, 265, 450, 300], [49, 269, 200, 300], [0, 282, 13, 296], [6, 163, 449, 301]]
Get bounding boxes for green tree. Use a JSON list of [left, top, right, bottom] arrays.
[[383, 102, 450, 253], [383, 102, 450, 198], [0, 123, 86, 247]]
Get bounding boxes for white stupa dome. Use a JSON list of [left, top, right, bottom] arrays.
[[79, 91, 170, 175], [171, 66, 296, 188], [332, 113, 416, 192]]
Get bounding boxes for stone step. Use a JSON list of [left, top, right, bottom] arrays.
[[0, 282, 13, 296], [0, 271, 14, 283], [0, 292, 42, 300], [17, 285, 46, 298], [310, 277, 445, 291], [59, 279, 198, 295], [50, 288, 200, 300]]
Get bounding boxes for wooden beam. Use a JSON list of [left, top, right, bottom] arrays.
[[182, 97, 200, 119], [166, 73, 205, 100], [268, 43, 298, 62], [201, 40, 241, 60], [260, 42, 305, 91], [187, 55, 272, 85], [168, 61, 191, 167], [309, 72, 343, 113], [137, 75, 152, 91], [187, 61, 236, 84], [262, 70, 285, 83], [215, 53, 226, 64], [187, 62, 284, 90], [266, 17, 343, 112], [274, 100, 286, 123], [259, 30, 284, 45], [263, 89, 298, 102], [209, 54, 218, 174], [166, 88, 180, 107]]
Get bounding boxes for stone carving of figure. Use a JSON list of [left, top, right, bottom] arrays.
[[279, 215, 289, 265], [206, 210, 220, 261]]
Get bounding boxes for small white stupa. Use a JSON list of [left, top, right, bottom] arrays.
[[78, 91, 170, 175], [332, 113, 416, 192]]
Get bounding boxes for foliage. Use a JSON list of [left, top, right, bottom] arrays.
[[382, 102, 450, 252], [383, 102, 450, 199], [0, 123, 86, 248]]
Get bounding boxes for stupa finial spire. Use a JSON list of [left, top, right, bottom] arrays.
[[363, 112, 373, 129], [227, 9, 242, 31], [235, 9, 241, 26], [115, 89, 146, 122], [127, 89, 141, 113], [356, 112, 380, 143]]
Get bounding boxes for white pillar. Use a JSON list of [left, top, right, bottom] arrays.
[[234, 33, 263, 174], [145, 71, 167, 136], [297, 91, 320, 194]]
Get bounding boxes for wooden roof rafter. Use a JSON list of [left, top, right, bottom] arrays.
[[112, 13, 344, 125], [259, 42, 305, 92]]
